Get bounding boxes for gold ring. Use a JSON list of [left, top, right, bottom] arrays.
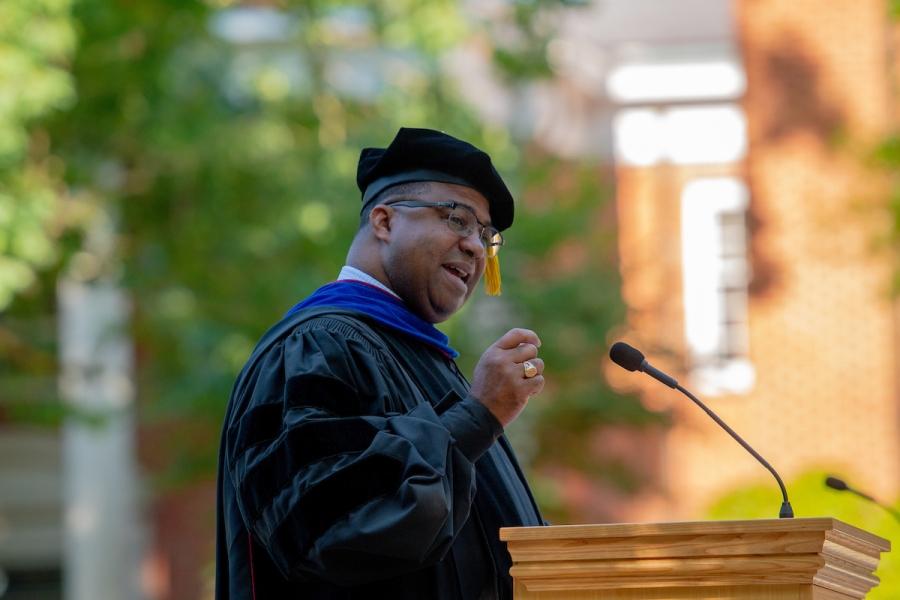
[[523, 361, 538, 379]]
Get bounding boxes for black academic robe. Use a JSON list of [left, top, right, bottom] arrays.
[[215, 306, 544, 600]]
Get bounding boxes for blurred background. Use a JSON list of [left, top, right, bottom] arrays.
[[1, 0, 899, 598]]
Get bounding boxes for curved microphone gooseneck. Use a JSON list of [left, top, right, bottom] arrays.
[[609, 342, 794, 519]]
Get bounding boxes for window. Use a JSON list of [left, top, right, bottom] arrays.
[[681, 177, 755, 395], [613, 104, 747, 167]]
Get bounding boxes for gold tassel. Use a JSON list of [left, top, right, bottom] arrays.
[[484, 254, 501, 295]]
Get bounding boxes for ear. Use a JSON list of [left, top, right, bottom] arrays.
[[369, 204, 393, 243]]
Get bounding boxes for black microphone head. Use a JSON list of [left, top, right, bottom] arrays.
[[825, 476, 849, 491], [610, 342, 645, 372]]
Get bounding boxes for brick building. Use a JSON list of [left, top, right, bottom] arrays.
[[606, 0, 900, 520]]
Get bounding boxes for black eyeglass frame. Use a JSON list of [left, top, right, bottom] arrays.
[[386, 201, 505, 258]]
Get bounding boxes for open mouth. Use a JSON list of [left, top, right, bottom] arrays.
[[443, 264, 470, 284]]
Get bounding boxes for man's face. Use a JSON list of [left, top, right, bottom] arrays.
[[379, 182, 492, 323]]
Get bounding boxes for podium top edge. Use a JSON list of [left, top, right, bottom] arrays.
[[499, 518, 890, 550]]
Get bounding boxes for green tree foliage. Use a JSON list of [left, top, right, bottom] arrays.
[[890, 0, 900, 21], [41, 0, 489, 484], [3, 0, 656, 521], [0, 0, 82, 425], [707, 471, 899, 598], [0, 0, 78, 308]]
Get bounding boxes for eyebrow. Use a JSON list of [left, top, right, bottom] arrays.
[[446, 200, 493, 227]]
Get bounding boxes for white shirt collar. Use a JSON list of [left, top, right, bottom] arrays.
[[338, 266, 401, 300]]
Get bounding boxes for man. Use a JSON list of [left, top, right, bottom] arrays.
[[216, 128, 546, 599]]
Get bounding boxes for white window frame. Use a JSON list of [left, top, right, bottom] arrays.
[[681, 177, 755, 396]]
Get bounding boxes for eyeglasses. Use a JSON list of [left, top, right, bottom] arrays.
[[387, 201, 505, 258]]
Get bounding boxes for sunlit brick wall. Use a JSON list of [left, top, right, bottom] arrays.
[[611, 0, 900, 520]]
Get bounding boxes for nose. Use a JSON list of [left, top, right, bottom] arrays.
[[458, 228, 486, 258]]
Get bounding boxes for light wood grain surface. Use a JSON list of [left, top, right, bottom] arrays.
[[512, 581, 859, 599], [500, 519, 889, 550], [501, 519, 889, 599]]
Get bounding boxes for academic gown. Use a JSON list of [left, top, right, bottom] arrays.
[[215, 305, 544, 600]]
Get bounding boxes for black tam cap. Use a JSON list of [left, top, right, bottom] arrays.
[[357, 128, 514, 231]]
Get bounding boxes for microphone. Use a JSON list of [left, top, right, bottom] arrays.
[[609, 342, 794, 519], [825, 476, 900, 525]]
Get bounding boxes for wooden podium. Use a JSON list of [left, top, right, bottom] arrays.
[[500, 518, 890, 599]]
